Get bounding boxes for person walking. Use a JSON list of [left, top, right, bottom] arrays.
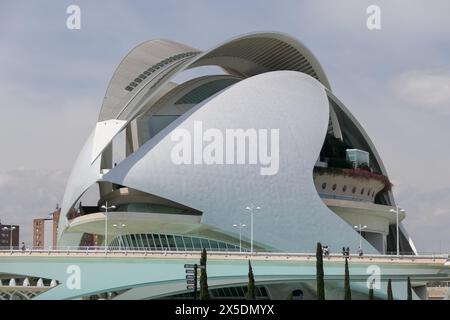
[[358, 246, 363, 258], [323, 245, 329, 257]]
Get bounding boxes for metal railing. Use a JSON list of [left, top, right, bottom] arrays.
[[0, 247, 448, 262], [0, 246, 447, 256]]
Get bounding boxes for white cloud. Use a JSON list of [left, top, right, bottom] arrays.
[[390, 70, 450, 114]]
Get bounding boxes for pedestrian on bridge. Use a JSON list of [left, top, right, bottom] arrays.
[[358, 247, 363, 258]]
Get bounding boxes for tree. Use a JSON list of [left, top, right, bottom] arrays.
[[245, 260, 256, 300], [387, 279, 393, 300], [199, 248, 210, 300], [368, 280, 374, 300], [407, 277, 412, 300], [316, 242, 325, 300], [344, 257, 351, 300]]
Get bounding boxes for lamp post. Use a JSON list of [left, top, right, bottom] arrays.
[[353, 224, 367, 251], [390, 206, 405, 256], [101, 201, 116, 253], [232, 223, 246, 253], [112, 223, 126, 250], [245, 204, 261, 254], [2, 226, 16, 250]]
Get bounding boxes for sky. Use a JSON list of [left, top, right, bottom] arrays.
[[0, 0, 449, 252]]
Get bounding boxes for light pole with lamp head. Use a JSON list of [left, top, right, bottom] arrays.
[[389, 206, 405, 256], [245, 204, 260, 254], [101, 201, 116, 253], [112, 223, 126, 250], [232, 223, 246, 253], [353, 224, 368, 251]]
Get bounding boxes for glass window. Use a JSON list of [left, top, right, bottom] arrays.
[[224, 288, 232, 297], [218, 242, 227, 250], [352, 187, 356, 194], [321, 182, 326, 190], [209, 240, 219, 250], [130, 234, 137, 248], [138, 234, 145, 248], [126, 235, 133, 248], [200, 238, 210, 250], [153, 234, 162, 249], [146, 234, 155, 249], [167, 235, 176, 250], [259, 286, 268, 297], [332, 184, 337, 191], [184, 237, 194, 250], [230, 287, 239, 297], [343, 185, 347, 192], [160, 234, 169, 249], [361, 188, 365, 195], [192, 237, 201, 250], [174, 236, 185, 250]]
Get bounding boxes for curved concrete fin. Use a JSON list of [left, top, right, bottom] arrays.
[[91, 119, 127, 164], [102, 71, 376, 253]]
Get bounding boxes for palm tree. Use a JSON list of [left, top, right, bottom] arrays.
[[387, 279, 393, 300], [344, 257, 351, 300], [245, 260, 256, 300], [316, 242, 325, 300], [199, 248, 210, 299]]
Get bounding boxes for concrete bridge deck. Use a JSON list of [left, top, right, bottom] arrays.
[[1, 250, 449, 300]]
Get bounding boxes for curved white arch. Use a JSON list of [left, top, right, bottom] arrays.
[[190, 31, 331, 89], [91, 32, 334, 165], [58, 130, 101, 238], [100, 39, 200, 121], [100, 32, 332, 125]]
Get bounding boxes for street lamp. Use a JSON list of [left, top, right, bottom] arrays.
[[2, 226, 16, 250], [101, 201, 116, 253], [390, 206, 406, 256], [112, 223, 126, 250], [245, 204, 261, 254], [232, 223, 246, 253], [353, 224, 368, 251]]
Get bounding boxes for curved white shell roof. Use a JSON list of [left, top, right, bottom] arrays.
[[59, 32, 414, 253], [101, 71, 374, 252]]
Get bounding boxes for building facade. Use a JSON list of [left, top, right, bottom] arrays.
[[58, 32, 416, 256], [0, 32, 432, 300], [0, 223, 19, 249], [32, 219, 45, 249], [32, 209, 61, 249]]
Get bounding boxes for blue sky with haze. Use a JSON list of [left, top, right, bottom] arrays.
[[0, 0, 449, 252]]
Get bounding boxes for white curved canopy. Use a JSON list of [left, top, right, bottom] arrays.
[[100, 39, 200, 121], [101, 71, 375, 253]]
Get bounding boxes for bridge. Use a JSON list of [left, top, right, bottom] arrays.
[[1, 249, 449, 300]]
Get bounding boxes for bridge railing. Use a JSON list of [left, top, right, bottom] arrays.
[[0, 247, 448, 261]]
